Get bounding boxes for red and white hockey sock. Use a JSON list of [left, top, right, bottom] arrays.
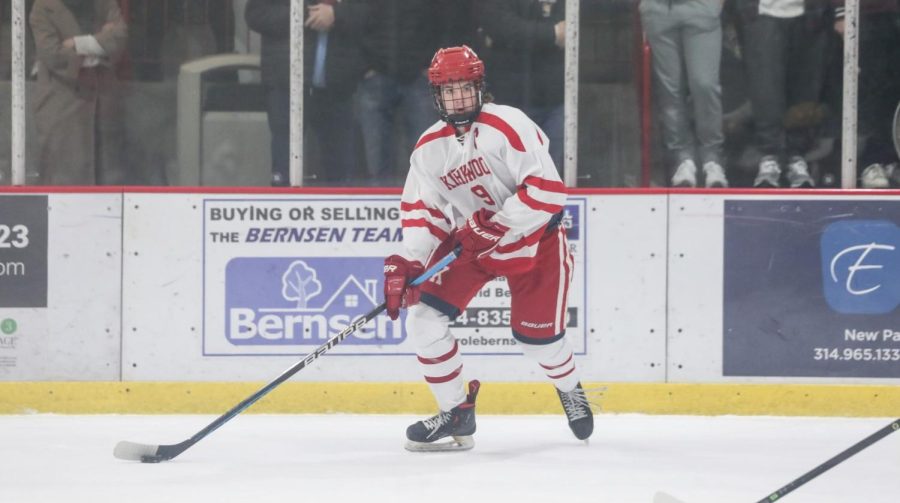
[[407, 304, 466, 411], [519, 337, 580, 392]]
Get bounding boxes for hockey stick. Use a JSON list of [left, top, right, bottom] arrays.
[[654, 418, 900, 503], [755, 418, 900, 502], [113, 249, 459, 463]]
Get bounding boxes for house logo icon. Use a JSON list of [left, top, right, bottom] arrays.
[[224, 257, 405, 345]]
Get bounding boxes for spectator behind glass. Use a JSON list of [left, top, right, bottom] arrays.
[[477, 0, 567, 175], [1, 3, 10, 81], [735, 0, 829, 188], [159, 0, 219, 80], [30, 0, 127, 185], [832, 0, 900, 188], [640, 0, 727, 188], [246, 0, 369, 187], [356, 0, 443, 186]]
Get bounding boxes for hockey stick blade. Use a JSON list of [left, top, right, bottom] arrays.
[[113, 249, 459, 463], [113, 441, 158, 462], [113, 440, 192, 463]]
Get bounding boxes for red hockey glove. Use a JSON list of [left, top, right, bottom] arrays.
[[456, 208, 509, 263], [383, 255, 425, 320]]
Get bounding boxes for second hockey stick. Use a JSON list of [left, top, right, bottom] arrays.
[[655, 417, 900, 503], [755, 417, 900, 502], [113, 248, 459, 463]]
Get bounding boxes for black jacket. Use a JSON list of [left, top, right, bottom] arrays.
[[358, 0, 443, 84], [245, 0, 369, 95], [478, 0, 564, 108]]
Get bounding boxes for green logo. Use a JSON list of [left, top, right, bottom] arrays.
[[0, 319, 17, 335]]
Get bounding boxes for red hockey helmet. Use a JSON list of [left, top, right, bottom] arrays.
[[428, 46, 486, 127], [428, 45, 485, 86]]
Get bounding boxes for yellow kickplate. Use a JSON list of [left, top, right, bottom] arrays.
[[0, 382, 897, 416]]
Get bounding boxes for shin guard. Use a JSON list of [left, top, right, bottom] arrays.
[[406, 304, 466, 411]]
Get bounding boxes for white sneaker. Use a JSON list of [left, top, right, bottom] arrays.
[[860, 163, 890, 189], [786, 156, 814, 188], [754, 156, 781, 188], [671, 159, 697, 187], [702, 161, 729, 188]]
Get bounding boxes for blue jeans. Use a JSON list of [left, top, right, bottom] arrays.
[[355, 72, 437, 184]]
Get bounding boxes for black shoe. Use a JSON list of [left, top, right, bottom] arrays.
[[557, 382, 593, 440], [405, 380, 480, 451]]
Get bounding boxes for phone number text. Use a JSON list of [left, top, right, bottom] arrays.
[[813, 347, 900, 361]]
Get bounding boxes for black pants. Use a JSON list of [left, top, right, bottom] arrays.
[[265, 85, 360, 185], [857, 15, 900, 166], [742, 13, 829, 159]]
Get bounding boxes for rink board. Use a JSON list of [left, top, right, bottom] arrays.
[[0, 194, 121, 380], [1, 189, 899, 415]]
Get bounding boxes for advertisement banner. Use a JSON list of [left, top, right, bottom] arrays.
[[723, 200, 900, 377], [0, 196, 48, 308], [203, 197, 586, 357]]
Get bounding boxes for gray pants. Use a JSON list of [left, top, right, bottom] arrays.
[[640, 0, 724, 165]]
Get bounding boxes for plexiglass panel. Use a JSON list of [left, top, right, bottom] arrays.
[[848, 6, 900, 189], [10, 0, 896, 188], [1, 0, 10, 185]]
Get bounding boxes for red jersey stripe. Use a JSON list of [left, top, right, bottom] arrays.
[[401, 201, 448, 222], [425, 365, 463, 384], [417, 340, 459, 365], [476, 112, 526, 152], [523, 175, 567, 194], [517, 186, 565, 213], [414, 125, 455, 150], [402, 218, 450, 241]]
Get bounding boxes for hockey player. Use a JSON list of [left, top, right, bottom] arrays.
[[382, 45, 592, 452]]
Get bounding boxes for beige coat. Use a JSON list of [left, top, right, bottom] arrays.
[[30, 0, 127, 185]]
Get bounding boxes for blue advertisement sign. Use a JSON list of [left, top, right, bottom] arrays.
[[224, 257, 403, 347], [723, 200, 900, 378]]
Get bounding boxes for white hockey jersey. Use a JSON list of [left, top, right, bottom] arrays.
[[400, 103, 567, 272]]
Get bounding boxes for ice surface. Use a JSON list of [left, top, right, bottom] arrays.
[[1, 414, 897, 503]]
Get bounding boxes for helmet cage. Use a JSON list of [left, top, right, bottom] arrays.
[[431, 79, 484, 127], [427, 46, 486, 127]]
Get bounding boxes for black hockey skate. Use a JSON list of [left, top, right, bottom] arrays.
[[405, 380, 480, 452], [557, 382, 593, 441]]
